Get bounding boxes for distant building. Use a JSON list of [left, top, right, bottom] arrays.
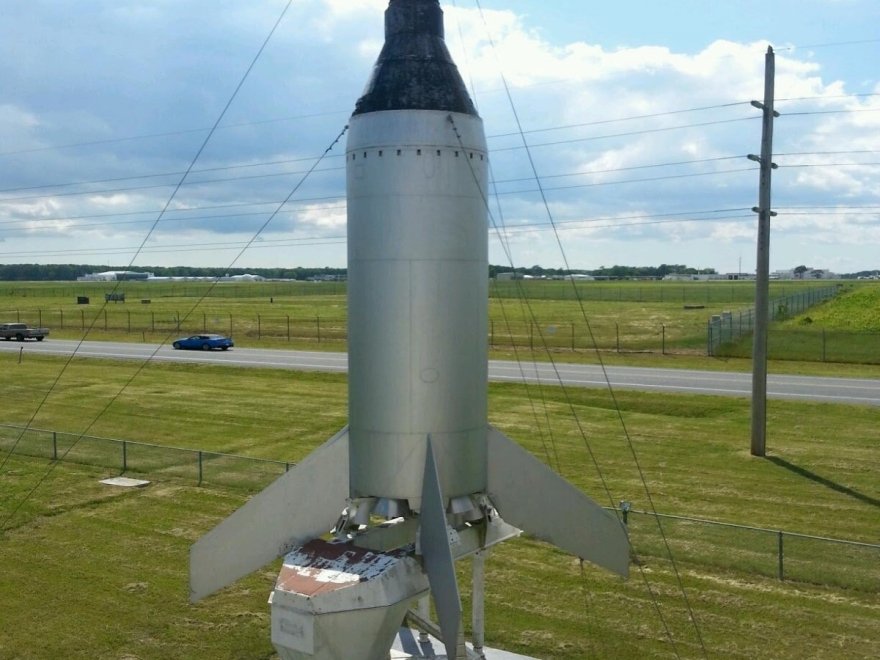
[[77, 270, 153, 281], [771, 268, 838, 280], [662, 273, 753, 282], [494, 272, 521, 281]]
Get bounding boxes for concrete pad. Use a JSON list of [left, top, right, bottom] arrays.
[[100, 476, 150, 488], [391, 628, 536, 659]]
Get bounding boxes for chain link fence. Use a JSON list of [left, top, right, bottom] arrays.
[[3, 309, 703, 354], [622, 508, 880, 592], [0, 423, 289, 491], [2, 422, 877, 591], [706, 285, 840, 356]]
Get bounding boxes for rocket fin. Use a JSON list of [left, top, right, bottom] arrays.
[[418, 437, 462, 660], [487, 426, 630, 578], [189, 427, 349, 603]]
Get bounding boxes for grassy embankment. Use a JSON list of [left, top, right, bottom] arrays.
[[715, 283, 880, 364], [1, 352, 878, 658]]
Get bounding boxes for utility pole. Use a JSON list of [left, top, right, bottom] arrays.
[[749, 46, 779, 457]]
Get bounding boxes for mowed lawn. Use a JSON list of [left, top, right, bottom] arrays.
[[1, 353, 878, 658], [0, 278, 847, 356]]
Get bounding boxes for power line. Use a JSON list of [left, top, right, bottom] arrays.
[[1, 0, 302, 529], [492, 116, 758, 153], [0, 235, 347, 258], [1, 116, 762, 202], [0, 97, 754, 160], [490, 101, 753, 138], [778, 162, 880, 168], [473, 2, 706, 657], [1, 161, 756, 208], [784, 108, 880, 117], [0, 109, 350, 158], [776, 150, 880, 156], [0, 209, 762, 258], [0, 155, 343, 195], [492, 167, 756, 196], [776, 92, 880, 102], [778, 38, 880, 51]]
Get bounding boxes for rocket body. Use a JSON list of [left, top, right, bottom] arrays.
[[190, 4, 629, 656], [346, 111, 489, 504], [346, 0, 489, 506]]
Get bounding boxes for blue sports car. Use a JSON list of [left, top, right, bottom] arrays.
[[172, 334, 234, 351]]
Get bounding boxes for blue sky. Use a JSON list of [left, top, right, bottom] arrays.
[[1, 0, 878, 274]]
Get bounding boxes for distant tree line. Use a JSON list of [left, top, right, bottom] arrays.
[[488, 263, 718, 279], [1, 263, 874, 282]]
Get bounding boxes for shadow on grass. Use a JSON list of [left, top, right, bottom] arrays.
[[767, 455, 880, 508]]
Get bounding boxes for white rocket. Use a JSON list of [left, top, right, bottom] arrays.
[[190, 2, 628, 658]]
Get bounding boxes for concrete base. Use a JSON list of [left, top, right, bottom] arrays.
[[391, 628, 536, 660], [100, 477, 150, 488]]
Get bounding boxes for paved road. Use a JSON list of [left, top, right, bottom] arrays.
[[2, 339, 877, 406]]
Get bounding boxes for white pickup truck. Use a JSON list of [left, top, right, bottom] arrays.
[[0, 322, 49, 341]]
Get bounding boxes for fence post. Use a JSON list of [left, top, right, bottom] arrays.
[[122, 440, 128, 473], [777, 531, 784, 581], [39, 309, 42, 327], [615, 323, 620, 352], [60, 309, 64, 329], [316, 316, 321, 343], [662, 324, 666, 355], [198, 451, 203, 486], [151, 312, 155, 332], [52, 431, 58, 461], [104, 309, 108, 331], [571, 322, 575, 351]]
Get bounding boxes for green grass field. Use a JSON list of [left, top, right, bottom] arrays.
[[0, 279, 851, 357], [716, 283, 880, 364], [1, 353, 878, 658]]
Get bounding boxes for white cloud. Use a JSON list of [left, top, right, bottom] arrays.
[[0, 1, 876, 270]]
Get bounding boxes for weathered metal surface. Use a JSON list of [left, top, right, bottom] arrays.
[[347, 108, 489, 504], [353, 0, 477, 116], [275, 539, 412, 597], [416, 437, 461, 659], [487, 426, 631, 577], [189, 428, 350, 602], [271, 539, 428, 660]]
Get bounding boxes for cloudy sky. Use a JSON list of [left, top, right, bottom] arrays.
[[2, 0, 879, 274]]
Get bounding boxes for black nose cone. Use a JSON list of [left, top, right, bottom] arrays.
[[353, 0, 478, 117]]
